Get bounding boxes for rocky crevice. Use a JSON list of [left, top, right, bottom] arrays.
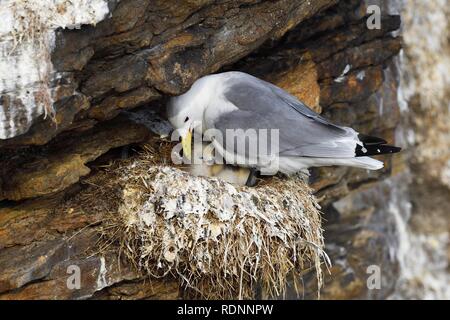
[[0, 0, 405, 299]]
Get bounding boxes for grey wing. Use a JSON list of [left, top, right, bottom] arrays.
[[211, 74, 359, 158]]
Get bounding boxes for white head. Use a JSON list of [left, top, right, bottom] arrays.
[[167, 75, 215, 159]]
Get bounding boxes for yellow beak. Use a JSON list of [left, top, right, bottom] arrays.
[[181, 129, 192, 160]]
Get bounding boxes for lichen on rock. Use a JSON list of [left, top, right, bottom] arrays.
[[0, 0, 111, 139]]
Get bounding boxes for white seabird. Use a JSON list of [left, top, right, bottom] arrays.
[[167, 71, 401, 179]]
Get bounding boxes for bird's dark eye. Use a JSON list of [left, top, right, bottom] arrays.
[[184, 117, 189, 122]]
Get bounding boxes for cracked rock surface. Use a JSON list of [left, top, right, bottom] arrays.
[[0, 0, 409, 299]]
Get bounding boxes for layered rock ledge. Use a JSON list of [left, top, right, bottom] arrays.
[[0, 0, 405, 299]]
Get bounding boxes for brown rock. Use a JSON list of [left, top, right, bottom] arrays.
[[320, 66, 384, 107], [0, 94, 90, 147], [0, 0, 407, 300], [93, 279, 180, 300], [88, 87, 160, 121], [0, 195, 100, 250], [270, 57, 322, 113], [0, 116, 152, 201]]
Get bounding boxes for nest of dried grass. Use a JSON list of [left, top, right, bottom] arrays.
[[80, 141, 328, 299]]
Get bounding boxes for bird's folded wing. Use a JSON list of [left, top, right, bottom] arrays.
[[210, 75, 360, 158]]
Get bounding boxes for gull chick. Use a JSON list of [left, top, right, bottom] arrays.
[[183, 142, 255, 186]]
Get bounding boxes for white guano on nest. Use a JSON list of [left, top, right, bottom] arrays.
[[97, 145, 329, 299]]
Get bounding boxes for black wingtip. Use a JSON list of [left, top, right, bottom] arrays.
[[356, 144, 402, 157], [358, 133, 388, 145]]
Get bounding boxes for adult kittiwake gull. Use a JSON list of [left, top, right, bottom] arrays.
[[167, 71, 401, 179]]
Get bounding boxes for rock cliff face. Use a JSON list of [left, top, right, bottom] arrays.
[[0, 0, 113, 140], [387, 0, 450, 299], [0, 0, 417, 299]]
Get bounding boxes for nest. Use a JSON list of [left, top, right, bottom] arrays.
[[74, 141, 328, 299]]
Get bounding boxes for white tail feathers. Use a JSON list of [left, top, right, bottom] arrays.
[[278, 156, 384, 174], [343, 156, 384, 170]]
